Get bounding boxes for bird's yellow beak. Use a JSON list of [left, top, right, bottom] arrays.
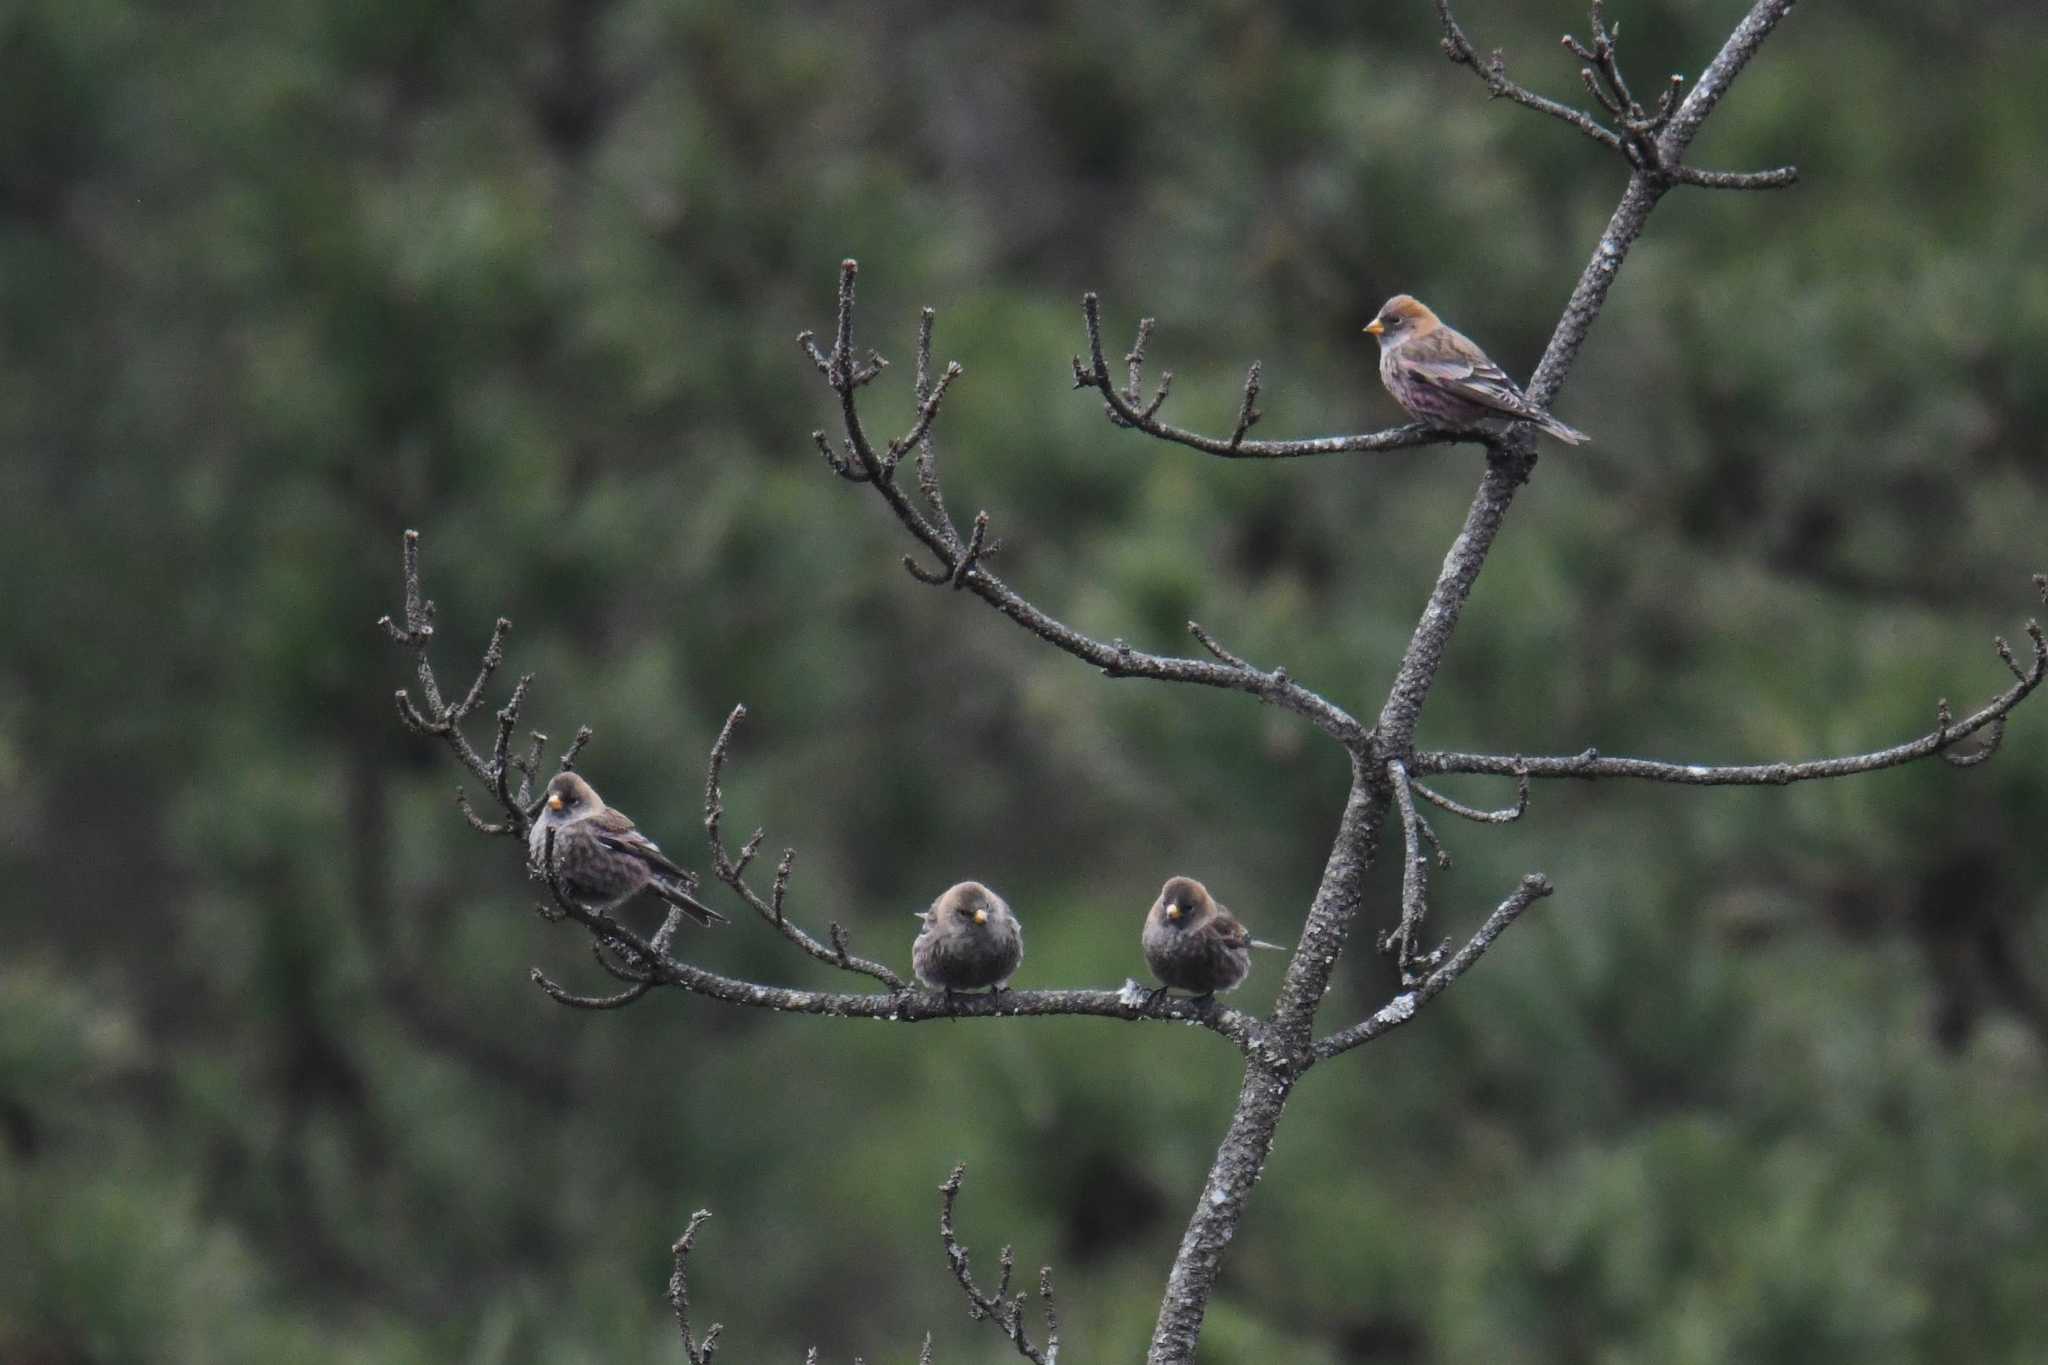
[[972, 908, 988, 925], [1166, 904, 1183, 921], [1364, 320, 1385, 336], [547, 794, 564, 811]]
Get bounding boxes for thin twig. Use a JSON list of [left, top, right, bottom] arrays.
[[1186, 620, 1253, 672], [1314, 875, 1555, 1061], [1434, 1, 1624, 152], [909, 308, 961, 545], [379, 531, 541, 840], [530, 967, 652, 1011], [1382, 760, 1441, 983], [939, 1164, 1060, 1365], [1411, 770, 1530, 824], [1417, 603, 2046, 786], [1668, 164, 1798, 190], [669, 1211, 725, 1365], [1075, 292, 1454, 460], [1227, 363, 1264, 448], [1434, 0, 1798, 193], [702, 704, 907, 989]]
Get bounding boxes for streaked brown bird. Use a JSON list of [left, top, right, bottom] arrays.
[[1142, 876, 1285, 999], [528, 771, 727, 926], [1366, 294, 1588, 445], [912, 881, 1023, 996]]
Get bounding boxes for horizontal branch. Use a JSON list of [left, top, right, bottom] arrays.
[[1416, 595, 2047, 787], [531, 858, 1265, 1049], [541, 955, 1264, 1046], [387, 529, 1277, 1055], [1072, 294, 1459, 460], [1312, 873, 1554, 1062], [1669, 163, 1799, 191]]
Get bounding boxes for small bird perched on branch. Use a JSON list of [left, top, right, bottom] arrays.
[[1142, 876, 1285, 999], [529, 771, 727, 926], [912, 881, 1024, 996], [1366, 294, 1588, 445]]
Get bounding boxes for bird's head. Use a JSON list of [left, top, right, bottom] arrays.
[[1157, 876, 1212, 928], [1364, 294, 1439, 345], [542, 771, 600, 819], [933, 880, 1001, 929]]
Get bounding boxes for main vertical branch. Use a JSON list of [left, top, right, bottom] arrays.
[[1379, 0, 1796, 754], [1376, 172, 1664, 753], [1146, 1060, 1297, 1364], [1146, 767, 1385, 1365], [1146, 6, 1798, 1361]]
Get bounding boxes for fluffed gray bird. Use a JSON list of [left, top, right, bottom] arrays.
[[528, 771, 727, 926], [1142, 876, 1284, 999], [911, 881, 1023, 996], [1366, 294, 1588, 445]]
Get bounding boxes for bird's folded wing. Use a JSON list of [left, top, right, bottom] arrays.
[[589, 806, 639, 833], [1212, 914, 1252, 950], [595, 828, 692, 882], [1405, 355, 1545, 420]]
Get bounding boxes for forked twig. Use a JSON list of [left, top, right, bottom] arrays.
[[939, 1164, 1061, 1365]]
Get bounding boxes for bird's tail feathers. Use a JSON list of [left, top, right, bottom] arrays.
[[655, 878, 729, 926], [1535, 412, 1589, 445]]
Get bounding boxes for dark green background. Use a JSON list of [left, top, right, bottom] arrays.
[[4, 2, 2045, 1361]]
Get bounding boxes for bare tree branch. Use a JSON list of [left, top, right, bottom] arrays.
[[1313, 874, 1555, 1062], [939, 1164, 1061, 1365], [378, 530, 536, 839], [1371, 0, 1810, 758], [801, 262, 1372, 749], [1435, 0, 1798, 193], [1412, 770, 1530, 824], [1670, 164, 1799, 190], [1146, 8, 1803, 1362], [534, 783, 1268, 1043], [668, 1211, 725, 1365], [1417, 593, 2047, 786], [1382, 761, 1450, 985], [530, 967, 653, 1011], [1435, 0, 1626, 153], [384, 11, 1983, 1365], [703, 703, 905, 990], [549, 718, 1267, 1043], [1071, 292, 1455, 460], [910, 307, 959, 539], [382, 532, 1270, 1049]]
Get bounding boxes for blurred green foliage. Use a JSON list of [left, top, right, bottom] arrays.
[[3, 1, 2045, 1361]]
